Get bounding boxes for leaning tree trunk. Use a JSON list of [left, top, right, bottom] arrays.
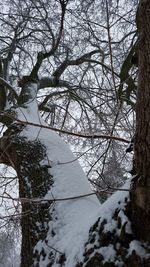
[[0, 78, 100, 267], [130, 0, 150, 242], [1, 2, 150, 267], [0, 80, 53, 266], [8, 137, 53, 267]]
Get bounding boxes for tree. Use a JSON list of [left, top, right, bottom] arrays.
[[0, 1, 102, 265], [0, 0, 137, 197], [77, 1, 150, 266], [1, 0, 149, 266], [130, 0, 150, 241]]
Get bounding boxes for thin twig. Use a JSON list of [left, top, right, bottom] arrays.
[[1, 112, 130, 143]]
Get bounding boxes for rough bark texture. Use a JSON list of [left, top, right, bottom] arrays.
[[130, 0, 150, 242], [0, 1, 150, 266], [0, 77, 56, 266], [17, 139, 53, 267], [0, 125, 53, 266], [75, 1, 150, 266]]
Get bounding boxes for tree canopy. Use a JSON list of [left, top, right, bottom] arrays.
[[1, 0, 150, 266]]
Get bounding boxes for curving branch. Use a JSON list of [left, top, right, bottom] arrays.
[[30, 0, 68, 78], [118, 41, 138, 103], [52, 49, 100, 78], [1, 113, 130, 144]]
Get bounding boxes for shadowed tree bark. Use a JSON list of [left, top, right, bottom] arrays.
[[0, 77, 100, 267], [76, 1, 150, 266], [1, 0, 150, 266], [0, 80, 54, 266], [130, 0, 150, 242]]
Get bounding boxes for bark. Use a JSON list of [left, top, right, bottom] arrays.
[[129, 0, 150, 241], [1, 134, 54, 266], [17, 139, 53, 267], [0, 80, 54, 266], [1, 2, 150, 266], [0, 78, 100, 267], [75, 1, 150, 266]]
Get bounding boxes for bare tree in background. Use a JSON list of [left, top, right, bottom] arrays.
[[0, 0, 148, 266]]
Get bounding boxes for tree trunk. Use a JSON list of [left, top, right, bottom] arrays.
[[130, 0, 150, 242], [0, 81, 54, 266], [0, 79, 100, 267], [74, 1, 150, 266], [1, 1, 150, 266], [17, 139, 53, 267]]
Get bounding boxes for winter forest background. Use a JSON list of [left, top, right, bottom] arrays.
[[1, 0, 150, 266]]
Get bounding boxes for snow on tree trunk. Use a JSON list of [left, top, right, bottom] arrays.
[[73, 1, 150, 266], [1, 2, 150, 266], [0, 79, 100, 267]]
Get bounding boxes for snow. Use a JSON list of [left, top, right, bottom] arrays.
[[118, 209, 132, 234], [15, 82, 135, 266], [128, 240, 150, 259], [16, 84, 100, 266], [99, 245, 116, 263], [97, 180, 130, 222]]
